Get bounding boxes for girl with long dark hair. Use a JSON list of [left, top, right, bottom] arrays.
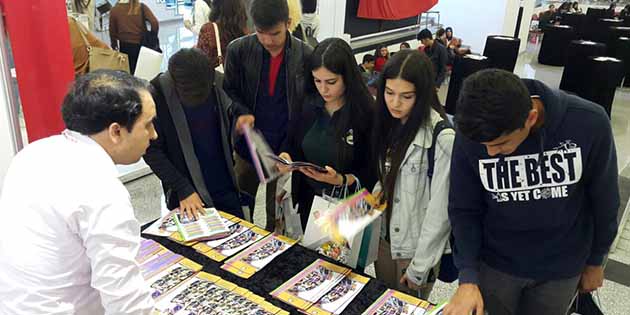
[[198, 0, 249, 68], [374, 45, 389, 73], [279, 38, 376, 229], [371, 50, 454, 299]]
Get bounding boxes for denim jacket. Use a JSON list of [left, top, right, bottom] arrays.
[[377, 110, 455, 285]]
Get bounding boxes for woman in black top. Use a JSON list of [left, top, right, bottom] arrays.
[[279, 38, 376, 228]]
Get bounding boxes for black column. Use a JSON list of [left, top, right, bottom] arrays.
[[560, 40, 607, 94], [538, 25, 576, 66], [483, 35, 521, 72], [581, 57, 624, 117], [616, 37, 630, 87], [445, 54, 491, 115]]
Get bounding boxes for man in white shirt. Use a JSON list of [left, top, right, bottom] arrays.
[[0, 70, 158, 314]]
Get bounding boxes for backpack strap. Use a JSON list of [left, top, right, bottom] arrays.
[[427, 119, 454, 181]]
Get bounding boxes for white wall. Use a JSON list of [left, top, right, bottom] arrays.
[[317, 0, 347, 41], [0, 66, 18, 195]]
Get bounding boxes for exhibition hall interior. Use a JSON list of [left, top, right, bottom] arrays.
[[1, 0, 630, 314]]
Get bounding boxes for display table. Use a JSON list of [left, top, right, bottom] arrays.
[[538, 25, 576, 66], [560, 40, 607, 95], [608, 27, 630, 56], [616, 37, 630, 87], [595, 19, 625, 45], [445, 54, 491, 115], [483, 35, 520, 72], [141, 221, 390, 315], [582, 56, 625, 117], [560, 12, 586, 38]]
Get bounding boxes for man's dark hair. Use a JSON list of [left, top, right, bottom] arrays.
[[250, 0, 289, 30], [168, 48, 213, 106], [301, 0, 317, 13], [456, 69, 532, 143], [362, 54, 375, 64], [61, 70, 147, 135], [417, 28, 433, 41], [400, 42, 411, 49]]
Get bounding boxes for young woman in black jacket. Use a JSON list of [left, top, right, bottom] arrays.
[[279, 38, 376, 228]]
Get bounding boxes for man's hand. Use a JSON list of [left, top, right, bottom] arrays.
[[236, 115, 255, 134], [277, 152, 293, 174], [400, 274, 421, 291], [443, 284, 484, 315], [579, 265, 604, 293], [179, 192, 206, 221]]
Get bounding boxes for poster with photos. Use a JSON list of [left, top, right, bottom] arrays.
[[271, 259, 350, 310], [147, 259, 202, 300], [194, 219, 253, 251], [197, 225, 271, 262], [361, 289, 434, 315], [306, 272, 369, 315], [222, 234, 298, 278], [140, 250, 183, 280]]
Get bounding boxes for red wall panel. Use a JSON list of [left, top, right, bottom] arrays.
[[0, 0, 74, 142], [358, 0, 439, 20]]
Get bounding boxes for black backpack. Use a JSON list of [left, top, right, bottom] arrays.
[[426, 119, 459, 283]]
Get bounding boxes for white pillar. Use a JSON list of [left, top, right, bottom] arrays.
[[317, 0, 347, 41]]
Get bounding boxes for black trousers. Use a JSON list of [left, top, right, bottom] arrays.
[[119, 41, 142, 74]]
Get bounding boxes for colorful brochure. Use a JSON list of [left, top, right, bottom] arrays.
[[173, 208, 231, 242], [196, 225, 270, 262], [136, 238, 164, 264], [362, 289, 433, 315], [271, 259, 351, 310], [140, 249, 184, 280], [222, 234, 298, 278], [147, 258, 202, 300], [305, 272, 369, 315]]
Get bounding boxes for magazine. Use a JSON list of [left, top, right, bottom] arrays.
[[265, 153, 328, 173], [362, 289, 433, 315], [271, 259, 350, 310], [306, 272, 369, 315], [196, 225, 271, 262], [173, 208, 231, 242], [222, 234, 297, 278]]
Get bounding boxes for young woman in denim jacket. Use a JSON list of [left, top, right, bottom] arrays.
[[372, 50, 455, 299]]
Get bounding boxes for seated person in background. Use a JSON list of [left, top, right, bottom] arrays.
[[0, 70, 156, 314], [607, 3, 617, 17], [571, 1, 582, 14], [68, 16, 110, 76], [538, 4, 556, 30], [620, 5, 630, 20], [279, 38, 376, 230], [374, 45, 389, 73], [145, 48, 243, 220], [400, 42, 411, 50], [418, 28, 448, 88]]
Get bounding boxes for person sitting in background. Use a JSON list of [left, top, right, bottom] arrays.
[[400, 42, 411, 50], [359, 53, 376, 84], [620, 5, 630, 20], [184, 0, 211, 36], [145, 48, 244, 220], [558, 2, 572, 14], [198, 0, 248, 68], [417, 29, 448, 88], [109, 0, 159, 74], [374, 45, 389, 73], [571, 1, 582, 14], [67, 16, 110, 76], [278, 38, 376, 229], [444, 27, 469, 57], [607, 3, 617, 17], [538, 4, 556, 30], [0, 70, 156, 314]]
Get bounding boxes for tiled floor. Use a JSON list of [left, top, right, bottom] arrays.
[[120, 20, 630, 314]]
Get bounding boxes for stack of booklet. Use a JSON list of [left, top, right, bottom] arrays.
[[271, 259, 369, 315], [192, 219, 271, 262], [136, 239, 289, 315], [221, 234, 298, 279], [362, 289, 445, 315]]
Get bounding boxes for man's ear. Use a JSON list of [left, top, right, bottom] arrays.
[[107, 123, 123, 144], [525, 108, 539, 129]]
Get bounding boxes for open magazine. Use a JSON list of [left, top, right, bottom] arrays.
[[243, 125, 327, 184], [173, 208, 231, 242]]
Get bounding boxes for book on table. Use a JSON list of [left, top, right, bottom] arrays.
[[173, 207, 231, 242]]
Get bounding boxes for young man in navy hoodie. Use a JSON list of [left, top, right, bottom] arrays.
[[444, 69, 619, 315]]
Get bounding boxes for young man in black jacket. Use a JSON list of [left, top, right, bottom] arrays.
[[418, 28, 448, 88], [223, 0, 313, 230], [445, 69, 619, 315], [144, 48, 243, 220]]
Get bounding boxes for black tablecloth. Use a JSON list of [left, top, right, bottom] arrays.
[[483, 35, 520, 72], [538, 25, 576, 66], [607, 27, 630, 56], [560, 40, 607, 94], [141, 221, 389, 315], [445, 54, 491, 115], [582, 56, 625, 117], [560, 13, 586, 38], [616, 37, 630, 87], [594, 19, 625, 46]]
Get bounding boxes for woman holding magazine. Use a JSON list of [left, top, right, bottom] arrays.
[[278, 38, 376, 230], [371, 50, 454, 299]]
